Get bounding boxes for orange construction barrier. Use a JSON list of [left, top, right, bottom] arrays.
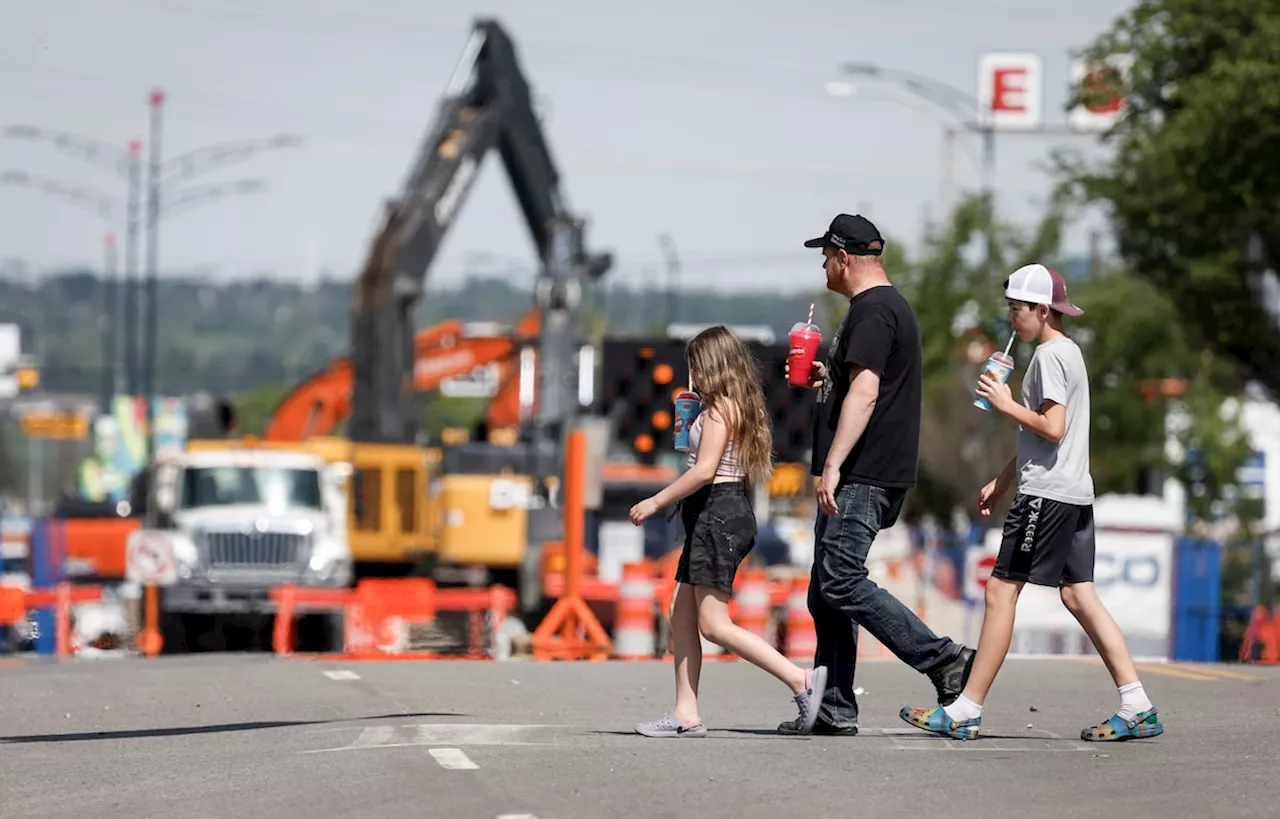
[[437, 584, 517, 658], [271, 585, 357, 657], [1239, 604, 1280, 665], [0, 583, 105, 659], [532, 429, 612, 660], [271, 579, 517, 659], [613, 562, 656, 659], [348, 578, 436, 657], [1271, 607, 1280, 664], [61, 517, 139, 579], [784, 575, 817, 663]]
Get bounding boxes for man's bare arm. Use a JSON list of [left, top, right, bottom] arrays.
[[822, 366, 879, 475]]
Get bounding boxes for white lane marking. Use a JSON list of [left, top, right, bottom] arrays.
[[322, 670, 360, 680], [875, 727, 1090, 752], [303, 723, 556, 754], [430, 748, 478, 770], [497, 814, 538, 818], [410, 724, 550, 746], [348, 726, 397, 749]]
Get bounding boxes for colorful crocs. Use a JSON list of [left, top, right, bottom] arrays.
[[899, 704, 981, 740], [1080, 707, 1164, 741]]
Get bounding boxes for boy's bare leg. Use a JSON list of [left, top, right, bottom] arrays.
[[1061, 582, 1152, 719], [926, 576, 1025, 724], [1060, 581, 1137, 684], [956, 577, 1024, 705]]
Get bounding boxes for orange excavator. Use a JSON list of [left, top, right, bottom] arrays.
[[264, 308, 539, 443]]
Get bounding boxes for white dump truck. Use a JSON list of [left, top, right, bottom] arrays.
[[130, 444, 353, 653]]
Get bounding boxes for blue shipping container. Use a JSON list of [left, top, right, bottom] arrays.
[[1172, 537, 1221, 662]]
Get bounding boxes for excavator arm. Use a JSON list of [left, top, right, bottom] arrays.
[[349, 18, 610, 445]]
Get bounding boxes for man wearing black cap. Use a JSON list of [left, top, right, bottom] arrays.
[[777, 213, 973, 735]]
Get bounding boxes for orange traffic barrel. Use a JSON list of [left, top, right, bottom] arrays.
[[614, 562, 656, 659], [735, 567, 771, 643], [785, 574, 816, 662]]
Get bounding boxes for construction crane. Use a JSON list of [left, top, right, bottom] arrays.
[[349, 18, 612, 450], [332, 18, 611, 610]]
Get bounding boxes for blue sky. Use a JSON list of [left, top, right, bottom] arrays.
[[1, 0, 1135, 293]]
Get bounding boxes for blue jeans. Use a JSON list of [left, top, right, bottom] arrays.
[[809, 481, 961, 727]]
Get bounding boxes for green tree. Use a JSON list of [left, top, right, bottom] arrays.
[[231, 383, 290, 436], [1071, 267, 1256, 510], [1061, 0, 1280, 394], [421, 394, 488, 440]]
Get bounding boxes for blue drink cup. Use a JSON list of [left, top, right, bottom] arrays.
[[973, 352, 1015, 411], [673, 391, 701, 451]]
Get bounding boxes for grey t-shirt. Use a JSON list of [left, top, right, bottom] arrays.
[[1016, 336, 1095, 505]]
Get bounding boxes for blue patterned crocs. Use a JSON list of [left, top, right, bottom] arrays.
[[899, 704, 981, 740], [1081, 707, 1164, 741]]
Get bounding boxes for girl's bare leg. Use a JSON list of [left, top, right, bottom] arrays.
[[694, 585, 806, 693], [671, 582, 703, 723]]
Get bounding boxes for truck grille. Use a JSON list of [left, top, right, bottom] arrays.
[[204, 530, 307, 571]]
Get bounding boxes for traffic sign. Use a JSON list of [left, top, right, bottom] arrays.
[[1235, 450, 1267, 519], [976, 555, 997, 588], [125, 530, 178, 586], [21, 411, 87, 440], [964, 550, 998, 601], [1068, 54, 1134, 132]]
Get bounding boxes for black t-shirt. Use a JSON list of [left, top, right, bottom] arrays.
[[809, 284, 922, 488]]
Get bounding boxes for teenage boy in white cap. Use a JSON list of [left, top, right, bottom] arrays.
[[899, 263, 1164, 742]]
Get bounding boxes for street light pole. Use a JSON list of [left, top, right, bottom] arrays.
[[3, 112, 300, 421], [143, 89, 165, 460], [2, 127, 146, 397], [658, 234, 680, 330], [124, 139, 142, 397], [101, 232, 118, 410]]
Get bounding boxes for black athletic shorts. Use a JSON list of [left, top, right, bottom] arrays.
[[991, 493, 1096, 587], [675, 482, 756, 593]]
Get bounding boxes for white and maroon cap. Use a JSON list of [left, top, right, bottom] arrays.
[[1004, 263, 1084, 317]]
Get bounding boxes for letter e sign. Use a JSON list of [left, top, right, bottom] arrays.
[[977, 53, 1042, 131]]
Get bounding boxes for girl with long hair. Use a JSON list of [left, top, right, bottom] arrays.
[[629, 325, 828, 737]]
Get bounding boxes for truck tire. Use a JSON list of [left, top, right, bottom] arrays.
[[159, 611, 189, 654]]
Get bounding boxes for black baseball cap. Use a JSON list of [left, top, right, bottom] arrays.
[[803, 213, 884, 256]]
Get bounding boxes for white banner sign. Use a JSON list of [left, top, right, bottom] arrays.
[[440, 362, 500, 398], [977, 52, 1043, 131]]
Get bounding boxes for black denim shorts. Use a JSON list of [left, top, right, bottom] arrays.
[[675, 481, 756, 593]]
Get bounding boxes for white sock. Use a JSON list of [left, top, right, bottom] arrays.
[[943, 694, 983, 722], [1116, 681, 1152, 720]]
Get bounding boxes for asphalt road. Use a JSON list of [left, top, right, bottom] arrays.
[[1, 653, 1277, 819]]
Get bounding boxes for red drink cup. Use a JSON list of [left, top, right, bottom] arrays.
[[788, 321, 822, 387]]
